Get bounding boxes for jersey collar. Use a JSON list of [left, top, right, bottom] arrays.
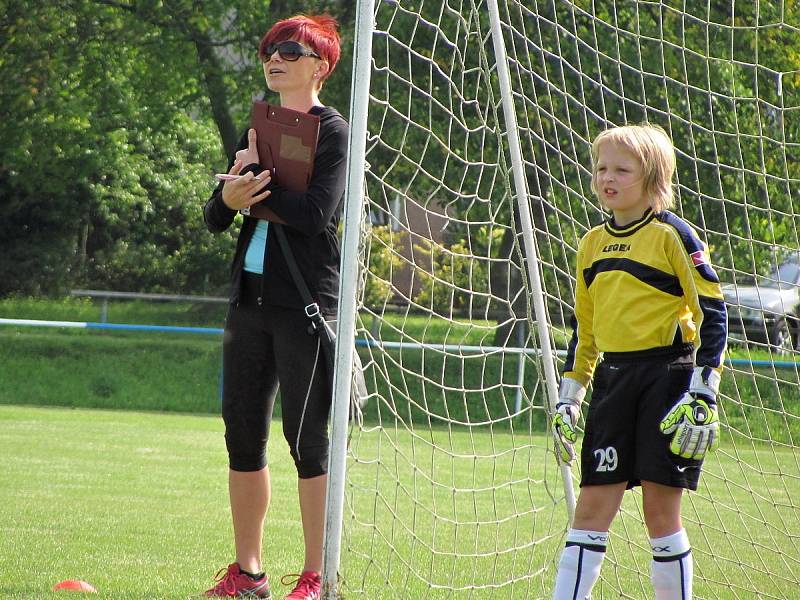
[[603, 208, 656, 237]]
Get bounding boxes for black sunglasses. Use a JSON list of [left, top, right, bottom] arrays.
[[261, 40, 320, 62]]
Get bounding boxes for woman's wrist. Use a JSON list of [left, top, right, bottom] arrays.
[[217, 191, 238, 213]]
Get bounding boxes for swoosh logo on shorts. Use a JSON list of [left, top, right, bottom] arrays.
[[675, 464, 697, 473]]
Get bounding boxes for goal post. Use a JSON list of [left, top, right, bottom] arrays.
[[485, 0, 576, 524], [322, 0, 377, 597], [325, 2, 800, 599]]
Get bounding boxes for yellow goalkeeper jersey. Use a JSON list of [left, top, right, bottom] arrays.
[[563, 208, 727, 386]]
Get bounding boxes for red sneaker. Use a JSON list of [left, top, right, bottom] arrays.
[[204, 563, 271, 598], [281, 571, 321, 600]]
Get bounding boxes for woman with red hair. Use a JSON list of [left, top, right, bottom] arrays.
[[203, 14, 347, 600]]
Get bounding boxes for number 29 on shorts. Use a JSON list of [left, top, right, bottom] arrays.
[[594, 446, 618, 472]]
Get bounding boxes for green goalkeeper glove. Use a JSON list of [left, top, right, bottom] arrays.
[[552, 377, 586, 464], [660, 367, 721, 460]]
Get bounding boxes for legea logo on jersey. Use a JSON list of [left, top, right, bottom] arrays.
[[601, 243, 631, 253], [690, 249, 709, 266]]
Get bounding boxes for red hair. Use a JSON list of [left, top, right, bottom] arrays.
[[259, 14, 341, 85]]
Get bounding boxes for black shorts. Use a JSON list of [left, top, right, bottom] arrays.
[[580, 347, 703, 490]]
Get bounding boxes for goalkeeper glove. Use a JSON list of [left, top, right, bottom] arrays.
[[660, 367, 721, 460], [552, 377, 586, 464]]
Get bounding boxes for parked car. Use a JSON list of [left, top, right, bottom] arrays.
[[722, 258, 800, 352]]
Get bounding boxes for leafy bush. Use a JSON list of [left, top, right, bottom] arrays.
[[412, 226, 503, 315], [361, 225, 404, 308]]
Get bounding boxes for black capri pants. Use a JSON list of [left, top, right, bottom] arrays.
[[222, 273, 332, 478]]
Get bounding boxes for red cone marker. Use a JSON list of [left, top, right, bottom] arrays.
[[53, 580, 98, 593]]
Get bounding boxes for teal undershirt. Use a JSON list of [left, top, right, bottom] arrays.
[[243, 221, 269, 274]]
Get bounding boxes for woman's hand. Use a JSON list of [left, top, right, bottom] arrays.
[[220, 149, 272, 211], [235, 128, 260, 168]]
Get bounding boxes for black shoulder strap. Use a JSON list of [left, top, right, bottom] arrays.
[[276, 224, 365, 422], [274, 224, 329, 333], [274, 224, 314, 305]]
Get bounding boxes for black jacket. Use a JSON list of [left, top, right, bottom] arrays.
[[204, 106, 349, 315]]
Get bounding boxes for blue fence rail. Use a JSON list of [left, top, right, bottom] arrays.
[[2, 318, 798, 370], [3, 316, 798, 414]]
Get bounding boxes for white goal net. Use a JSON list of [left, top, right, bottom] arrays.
[[329, 2, 800, 599]]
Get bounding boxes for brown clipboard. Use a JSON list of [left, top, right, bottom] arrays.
[[242, 101, 320, 220]]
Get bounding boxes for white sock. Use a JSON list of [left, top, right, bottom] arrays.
[[553, 529, 608, 600], [650, 528, 693, 600]]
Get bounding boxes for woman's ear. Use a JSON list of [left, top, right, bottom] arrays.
[[316, 61, 331, 79]]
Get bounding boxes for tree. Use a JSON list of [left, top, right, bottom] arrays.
[[0, 0, 355, 296], [536, 1, 800, 277]]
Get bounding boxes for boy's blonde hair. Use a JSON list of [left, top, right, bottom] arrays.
[[590, 124, 676, 213]]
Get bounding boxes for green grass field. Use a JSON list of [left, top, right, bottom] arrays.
[[341, 420, 800, 599], [1, 405, 798, 599], [2, 298, 800, 598], [0, 405, 301, 600]]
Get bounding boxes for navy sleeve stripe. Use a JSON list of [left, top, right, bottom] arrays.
[[657, 211, 720, 283], [583, 258, 683, 296], [657, 211, 703, 253], [696, 296, 727, 368], [564, 313, 579, 374]]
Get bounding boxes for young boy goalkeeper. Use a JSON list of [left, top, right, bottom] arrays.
[[551, 124, 727, 600]]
